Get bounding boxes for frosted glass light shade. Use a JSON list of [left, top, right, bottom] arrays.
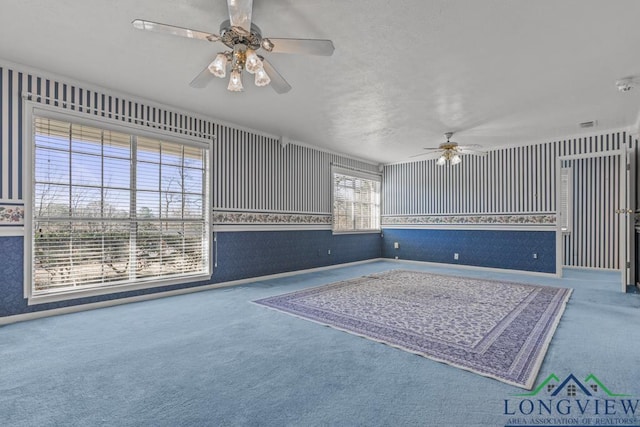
[[436, 155, 446, 166], [227, 69, 244, 92], [208, 53, 227, 78], [451, 154, 462, 165], [245, 49, 262, 74], [254, 66, 271, 87]]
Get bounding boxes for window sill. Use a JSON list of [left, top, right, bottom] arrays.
[[27, 272, 212, 305]]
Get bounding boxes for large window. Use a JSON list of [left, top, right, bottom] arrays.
[[28, 111, 210, 301], [332, 167, 381, 233]]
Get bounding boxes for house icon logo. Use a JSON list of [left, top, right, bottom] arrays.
[[514, 373, 631, 398], [503, 373, 639, 425]]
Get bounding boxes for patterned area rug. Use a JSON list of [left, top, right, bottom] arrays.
[[253, 270, 572, 389]]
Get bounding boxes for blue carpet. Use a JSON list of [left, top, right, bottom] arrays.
[[1, 261, 639, 426]]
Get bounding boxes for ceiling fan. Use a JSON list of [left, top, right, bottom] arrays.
[[411, 132, 487, 165], [132, 0, 335, 94]]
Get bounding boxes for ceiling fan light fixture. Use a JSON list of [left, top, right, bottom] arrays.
[[254, 66, 271, 87], [208, 53, 228, 78], [261, 38, 274, 52], [245, 49, 262, 74], [133, 2, 334, 94], [413, 132, 485, 164], [227, 68, 244, 91]]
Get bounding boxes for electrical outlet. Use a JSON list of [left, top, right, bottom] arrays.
[[454, 253, 459, 260], [328, 249, 331, 255], [394, 242, 400, 249], [533, 253, 538, 259], [394, 256, 399, 260]]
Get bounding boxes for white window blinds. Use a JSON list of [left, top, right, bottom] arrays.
[[332, 168, 381, 232], [32, 116, 210, 294]]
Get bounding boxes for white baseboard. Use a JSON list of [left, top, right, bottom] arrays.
[[0, 258, 378, 326], [386, 258, 558, 278]]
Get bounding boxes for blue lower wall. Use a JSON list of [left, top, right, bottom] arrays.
[[0, 228, 555, 319], [0, 230, 382, 318], [212, 230, 382, 282], [381, 229, 555, 273]]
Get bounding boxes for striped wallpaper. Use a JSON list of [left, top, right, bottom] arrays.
[[213, 128, 378, 213], [382, 132, 638, 269], [383, 132, 635, 216], [0, 67, 22, 201], [561, 153, 625, 269], [0, 64, 378, 216]]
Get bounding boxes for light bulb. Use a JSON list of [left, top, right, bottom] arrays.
[[208, 53, 227, 78], [254, 66, 271, 87], [436, 155, 446, 166], [451, 154, 462, 165], [227, 68, 244, 92], [245, 49, 262, 74]]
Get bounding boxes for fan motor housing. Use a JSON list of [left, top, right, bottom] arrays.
[[219, 19, 263, 50]]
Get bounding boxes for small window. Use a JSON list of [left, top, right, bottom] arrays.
[[332, 167, 381, 233], [559, 167, 572, 233]]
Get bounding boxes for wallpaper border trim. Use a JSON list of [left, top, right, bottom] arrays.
[[213, 210, 332, 225], [381, 213, 556, 226], [0, 203, 24, 226]]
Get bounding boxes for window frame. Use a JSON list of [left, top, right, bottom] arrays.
[[24, 103, 212, 305], [331, 165, 381, 234], [559, 166, 573, 234]]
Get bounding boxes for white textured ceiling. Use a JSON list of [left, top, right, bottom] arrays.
[[1, 0, 640, 164]]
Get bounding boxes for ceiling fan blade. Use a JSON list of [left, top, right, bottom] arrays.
[[264, 38, 335, 56], [189, 67, 215, 89], [132, 19, 220, 42], [227, 0, 253, 33], [261, 59, 292, 94], [409, 151, 443, 159], [457, 144, 487, 155]]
